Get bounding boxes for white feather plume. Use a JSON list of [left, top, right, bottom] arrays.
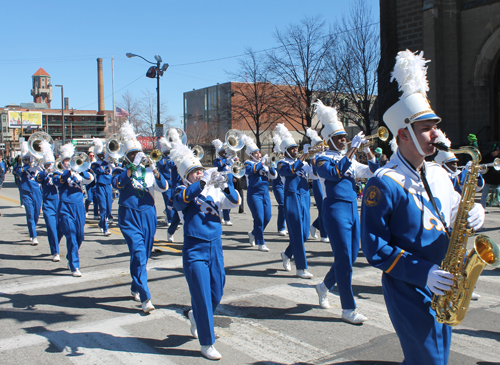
[[59, 142, 75, 157], [20, 141, 29, 156], [93, 137, 103, 149], [274, 123, 293, 141], [389, 137, 398, 153], [170, 142, 194, 167], [212, 139, 223, 150], [40, 140, 54, 162], [120, 120, 137, 141], [168, 128, 181, 143], [313, 99, 338, 126], [159, 137, 171, 150], [391, 50, 430, 99], [240, 134, 255, 147], [272, 132, 282, 153], [306, 128, 320, 141], [434, 129, 451, 148]]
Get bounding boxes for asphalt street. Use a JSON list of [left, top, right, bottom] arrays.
[[0, 173, 499, 365]]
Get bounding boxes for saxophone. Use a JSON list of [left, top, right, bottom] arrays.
[[431, 145, 500, 326]]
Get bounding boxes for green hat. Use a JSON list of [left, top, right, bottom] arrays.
[[374, 147, 383, 154], [468, 134, 477, 142]]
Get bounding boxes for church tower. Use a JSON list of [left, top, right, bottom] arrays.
[[31, 67, 53, 107]]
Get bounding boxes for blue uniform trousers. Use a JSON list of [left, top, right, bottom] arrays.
[[42, 198, 62, 255], [322, 199, 359, 309], [21, 189, 42, 238], [95, 184, 113, 231], [183, 236, 225, 346], [119, 205, 156, 302], [273, 185, 286, 232], [161, 187, 175, 223], [167, 210, 181, 235], [284, 192, 310, 270], [311, 180, 327, 238], [383, 274, 451, 365], [85, 185, 98, 216], [247, 190, 272, 246], [59, 201, 85, 271]]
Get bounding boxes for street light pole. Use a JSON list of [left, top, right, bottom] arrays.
[[55, 85, 65, 144]]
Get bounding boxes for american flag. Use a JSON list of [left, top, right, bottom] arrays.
[[115, 107, 130, 117]]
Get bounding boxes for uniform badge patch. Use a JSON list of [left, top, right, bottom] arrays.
[[317, 160, 326, 167], [364, 186, 382, 207]]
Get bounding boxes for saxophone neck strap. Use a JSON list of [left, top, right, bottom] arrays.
[[420, 164, 451, 237]]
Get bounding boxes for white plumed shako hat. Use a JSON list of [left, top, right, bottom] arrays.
[[433, 129, 457, 165], [20, 141, 31, 160], [314, 99, 346, 140], [212, 139, 224, 154], [274, 123, 297, 152], [170, 142, 203, 182], [241, 134, 259, 156], [306, 128, 322, 147], [93, 137, 104, 154], [59, 142, 75, 161], [158, 137, 171, 153], [120, 120, 142, 155], [40, 140, 55, 165]]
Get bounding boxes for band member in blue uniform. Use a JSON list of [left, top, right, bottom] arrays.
[[171, 142, 240, 361], [85, 147, 98, 219], [112, 121, 167, 313], [306, 128, 329, 243], [91, 138, 114, 236], [35, 140, 62, 262], [273, 124, 314, 279], [312, 99, 377, 324], [271, 136, 287, 236], [14, 142, 43, 246], [165, 128, 185, 243], [361, 50, 485, 365], [212, 138, 237, 226], [157, 136, 173, 225], [53, 143, 94, 277]]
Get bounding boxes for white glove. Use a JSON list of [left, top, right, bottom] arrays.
[[133, 152, 146, 166], [467, 203, 485, 231], [426, 264, 454, 295], [351, 132, 366, 149], [201, 169, 212, 184], [261, 155, 269, 166], [363, 146, 371, 155]]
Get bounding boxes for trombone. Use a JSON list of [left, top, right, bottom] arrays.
[[346, 126, 389, 148]]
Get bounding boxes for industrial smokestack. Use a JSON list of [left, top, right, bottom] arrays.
[[97, 58, 105, 112], [64, 97, 69, 110]]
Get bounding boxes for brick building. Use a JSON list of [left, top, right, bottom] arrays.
[[379, 0, 500, 148]]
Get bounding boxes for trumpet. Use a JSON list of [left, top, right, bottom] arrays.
[[231, 161, 245, 178], [478, 157, 500, 174], [149, 149, 162, 162], [264, 152, 284, 168], [106, 134, 125, 159], [192, 145, 204, 160], [225, 129, 245, 151], [70, 152, 90, 173], [28, 132, 53, 159], [303, 140, 328, 160], [346, 126, 389, 148]]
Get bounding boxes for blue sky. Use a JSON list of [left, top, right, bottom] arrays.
[[0, 0, 379, 128]]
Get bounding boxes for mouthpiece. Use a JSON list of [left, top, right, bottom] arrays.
[[432, 142, 449, 152]]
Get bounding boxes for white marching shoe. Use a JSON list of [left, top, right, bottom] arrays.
[[31, 237, 39, 246], [166, 233, 174, 243], [258, 244, 269, 252], [52, 254, 61, 262], [188, 310, 198, 339], [131, 291, 140, 302], [281, 251, 291, 271], [296, 269, 313, 279], [224, 220, 233, 226], [72, 268, 82, 277], [321, 237, 330, 243], [278, 230, 288, 236], [315, 283, 330, 309], [201, 345, 222, 360], [471, 292, 481, 300], [103, 230, 112, 236], [310, 226, 318, 239], [248, 231, 255, 246], [141, 299, 155, 313], [342, 309, 367, 325]]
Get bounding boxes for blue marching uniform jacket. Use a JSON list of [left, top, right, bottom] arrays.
[[91, 160, 114, 232], [272, 171, 286, 232], [245, 159, 277, 246], [361, 150, 461, 365], [36, 170, 62, 255], [315, 150, 378, 310], [214, 157, 235, 222], [112, 166, 167, 302], [449, 167, 484, 194], [278, 158, 312, 270], [174, 180, 240, 346], [157, 155, 174, 223], [53, 169, 93, 272], [166, 159, 183, 236], [14, 164, 43, 239]]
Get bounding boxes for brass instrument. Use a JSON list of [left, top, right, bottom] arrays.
[[192, 145, 204, 160], [225, 129, 245, 151], [346, 126, 389, 148], [70, 152, 91, 173], [54, 158, 64, 173], [149, 149, 162, 162], [264, 152, 284, 169], [231, 161, 245, 178], [478, 157, 500, 174], [431, 144, 500, 326], [28, 132, 53, 159], [303, 140, 328, 160], [106, 134, 125, 159]]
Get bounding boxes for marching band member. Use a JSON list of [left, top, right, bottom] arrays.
[[35, 141, 62, 261], [112, 121, 167, 313], [361, 50, 485, 365], [212, 138, 236, 226], [53, 143, 94, 277], [312, 99, 377, 324], [85, 147, 98, 219], [14, 141, 42, 245], [165, 128, 184, 243], [271, 135, 287, 236], [171, 142, 240, 361], [306, 128, 329, 243], [91, 138, 114, 236], [157, 136, 173, 225], [274, 124, 314, 279], [241, 134, 277, 251]]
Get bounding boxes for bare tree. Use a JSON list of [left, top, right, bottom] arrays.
[[186, 120, 208, 145], [224, 48, 281, 149], [112, 90, 141, 135], [135, 90, 175, 146], [325, 0, 380, 135], [267, 16, 336, 135]]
